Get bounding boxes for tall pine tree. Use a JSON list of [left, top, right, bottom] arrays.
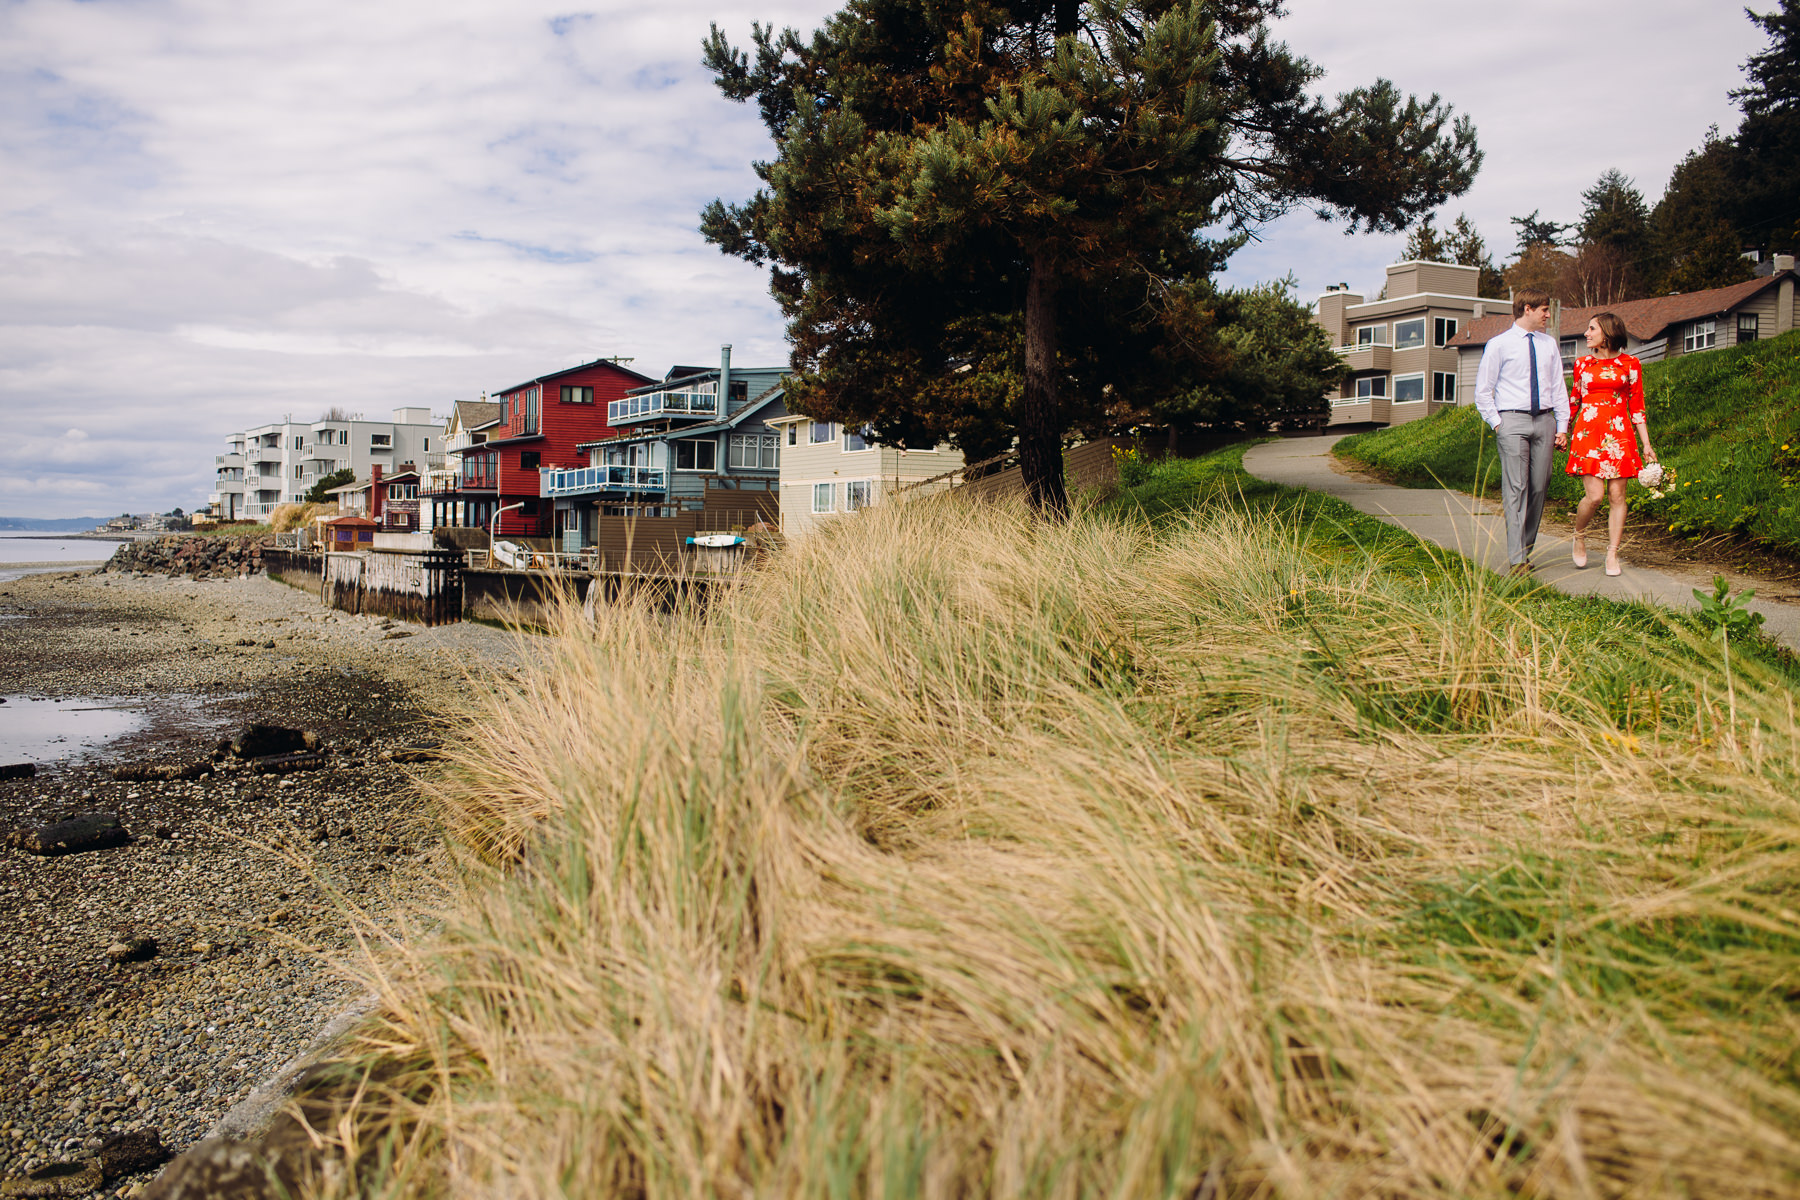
[[702, 0, 1480, 512], [1731, 0, 1800, 259]]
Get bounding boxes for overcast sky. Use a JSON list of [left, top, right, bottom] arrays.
[[0, 0, 1770, 519]]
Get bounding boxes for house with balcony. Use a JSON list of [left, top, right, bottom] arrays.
[[766, 417, 962, 538], [1446, 258, 1798, 393], [544, 346, 786, 554], [228, 408, 441, 520], [480, 357, 654, 539], [1313, 261, 1508, 430], [424, 399, 503, 531], [210, 433, 247, 520]]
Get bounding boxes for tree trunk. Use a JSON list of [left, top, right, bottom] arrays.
[[1019, 249, 1069, 517]]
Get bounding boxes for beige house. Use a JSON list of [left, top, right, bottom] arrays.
[[768, 416, 963, 538], [1447, 258, 1797, 393], [1313, 260, 1507, 430]]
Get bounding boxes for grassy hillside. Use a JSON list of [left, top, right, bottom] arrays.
[[1334, 330, 1800, 553], [312, 447, 1800, 1199]]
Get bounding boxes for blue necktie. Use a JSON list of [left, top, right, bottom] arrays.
[[1528, 333, 1541, 415]]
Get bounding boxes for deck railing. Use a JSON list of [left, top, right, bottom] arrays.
[[607, 388, 717, 424], [543, 464, 667, 497]]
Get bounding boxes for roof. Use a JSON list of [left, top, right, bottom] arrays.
[[325, 479, 371, 495], [454, 400, 502, 429], [493, 356, 655, 398], [1449, 272, 1793, 349], [624, 364, 786, 397], [479, 431, 546, 449], [321, 514, 378, 527], [577, 384, 787, 449]]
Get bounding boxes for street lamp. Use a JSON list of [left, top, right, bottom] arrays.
[[490, 501, 525, 567]]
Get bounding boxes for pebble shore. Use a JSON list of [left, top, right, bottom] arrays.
[[0, 564, 528, 1195]]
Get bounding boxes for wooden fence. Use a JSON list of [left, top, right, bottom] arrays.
[[321, 548, 464, 625]]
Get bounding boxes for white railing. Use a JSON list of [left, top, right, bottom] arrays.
[[608, 388, 717, 424], [542, 464, 667, 496]]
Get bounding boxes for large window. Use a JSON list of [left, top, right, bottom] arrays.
[[1683, 319, 1717, 353], [522, 387, 540, 433], [1559, 337, 1580, 361], [1355, 375, 1387, 400], [561, 385, 593, 404], [812, 482, 834, 513], [1394, 319, 1426, 350], [729, 433, 779, 469], [1355, 325, 1387, 347], [1739, 313, 1760, 343], [1393, 374, 1426, 403], [845, 480, 873, 511], [1433, 372, 1457, 403], [1433, 317, 1459, 347], [371, 433, 392, 449], [674, 438, 718, 471], [809, 421, 833, 444], [521, 451, 541, 470]]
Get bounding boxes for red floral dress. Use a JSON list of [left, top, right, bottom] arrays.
[[1566, 353, 1646, 479]]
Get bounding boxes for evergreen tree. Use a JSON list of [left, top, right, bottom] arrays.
[[1443, 213, 1505, 297], [1402, 214, 1446, 262], [305, 467, 355, 504], [1730, 0, 1800, 258], [1572, 169, 1651, 301], [1648, 129, 1754, 293], [1509, 209, 1570, 255], [702, 0, 1481, 512]]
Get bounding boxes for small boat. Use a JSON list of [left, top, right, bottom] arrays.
[[687, 533, 745, 548], [492, 540, 530, 569]]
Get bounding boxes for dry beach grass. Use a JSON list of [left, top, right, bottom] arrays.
[[312, 488, 1800, 1198]]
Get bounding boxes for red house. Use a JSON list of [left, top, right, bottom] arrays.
[[484, 357, 654, 538]]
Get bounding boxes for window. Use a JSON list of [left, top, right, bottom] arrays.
[[339, 430, 350, 445], [845, 480, 873, 511], [292, 435, 303, 450], [1394, 319, 1426, 350], [842, 425, 873, 452], [809, 421, 833, 444], [674, 439, 718, 471], [371, 433, 392, 449], [1433, 317, 1459, 347], [1355, 325, 1387, 347], [1683, 318, 1717, 353], [812, 482, 834, 513], [729, 381, 748, 404], [1355, 375, 1388, 400], [561, 385, 593, 404], [422, 437, 430, 451], [1559, 337, 1580, 361], [1739, 313, 1760, 343], [523, 388, 540, 433], [292, 465, 303, 478], [1393, 374, 1426, 403], [785, 424, 798, 446], [1433, 372, 1457, 403], [521, 451, 541, 470], [729, 433, 780, 469]]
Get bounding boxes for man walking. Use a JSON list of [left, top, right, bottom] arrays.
[[1474, 289, 1569, 573]]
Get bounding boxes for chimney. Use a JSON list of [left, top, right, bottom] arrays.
[[719, 344, 733, 414]]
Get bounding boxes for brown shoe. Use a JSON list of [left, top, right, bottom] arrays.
[[1507, 563, 1533, 578]]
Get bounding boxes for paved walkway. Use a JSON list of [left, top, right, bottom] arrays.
[[1242, 435, 1800, 649]]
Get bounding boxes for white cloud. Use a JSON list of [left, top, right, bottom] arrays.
[[0, 0, 1772, 516]]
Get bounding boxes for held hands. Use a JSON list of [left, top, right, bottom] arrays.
[[1554, 432, 1568, 450]]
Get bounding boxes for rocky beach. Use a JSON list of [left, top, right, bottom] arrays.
[[0, 556, 527, 1196]]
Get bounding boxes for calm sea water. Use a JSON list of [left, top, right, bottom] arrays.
[[0, 534, 129, 583]]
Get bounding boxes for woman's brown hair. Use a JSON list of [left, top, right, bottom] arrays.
[[1594, 311, 1628, 353]]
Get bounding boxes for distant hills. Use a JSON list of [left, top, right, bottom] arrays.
[[0, 516, 109, 532]]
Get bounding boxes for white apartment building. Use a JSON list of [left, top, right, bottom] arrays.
[[768, 415, 962, 538], [216, 407, 443, 520]]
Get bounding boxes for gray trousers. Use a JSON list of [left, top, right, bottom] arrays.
[[1494, 411, 1555, 565]]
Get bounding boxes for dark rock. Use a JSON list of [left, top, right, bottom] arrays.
[[228, 725, 309, 758], [0, 763, 34, 781], [7, 813, 131, 856], [381, 630, 414, 640], [248, 752, 327, 776], [0, 1157, 103, 1197], [386, 748, 441, 764], [106, 936, 158, 964], [98, 1129, 170, 1180]]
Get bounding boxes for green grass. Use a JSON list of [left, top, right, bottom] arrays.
[[187, 522, 274, 538], [316, 443, 1800, 1198], [1334, 329, 1800, 552]]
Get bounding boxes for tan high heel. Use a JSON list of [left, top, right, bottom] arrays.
[[1572, 530, 1588, 568], [1604, 550, 1622, 577]]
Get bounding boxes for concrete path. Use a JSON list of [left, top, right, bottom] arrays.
[[1242, 435, 1800, 649]]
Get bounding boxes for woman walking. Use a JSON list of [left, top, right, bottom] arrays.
[[1567, 312, 1658, 576]]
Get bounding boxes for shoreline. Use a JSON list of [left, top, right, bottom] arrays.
[[0, 565, 527, 1193]]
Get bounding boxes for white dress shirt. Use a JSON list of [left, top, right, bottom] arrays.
[[1474, 323, 1570, 433]]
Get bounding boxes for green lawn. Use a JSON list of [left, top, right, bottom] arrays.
[[1333, 330, 1800, 553]]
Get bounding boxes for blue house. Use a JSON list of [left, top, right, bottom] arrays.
[[543, 345, 787, 553]]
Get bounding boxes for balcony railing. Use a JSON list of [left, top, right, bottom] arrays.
[[543, 464, 667, 497], [608, 388, 717, 424], [424, 473, 499, 495]]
